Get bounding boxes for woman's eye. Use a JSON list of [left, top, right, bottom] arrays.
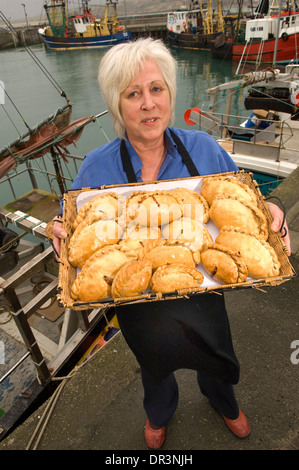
[[128, 91, 138, 98]]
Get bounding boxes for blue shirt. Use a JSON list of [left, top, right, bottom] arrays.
[[71, 127, 238, 190]]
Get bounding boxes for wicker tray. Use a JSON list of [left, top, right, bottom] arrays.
[[57, 171, 297, 310]]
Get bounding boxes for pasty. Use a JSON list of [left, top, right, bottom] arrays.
[[169, 187, 209, 223], [149, 263, 204, 293], [162, 217, 213, 252], [72, 192, 123, 231], [143, 244, 196, 270], [126, 190, 183, 226], [68, 215, 124, 268], [201, 175, 258, 206], [201, 243, 248, 284], [209, 195, 268, 240], [215, 226, 280, 278], [111, 259, 153, 299], [118, 226, 164, 258], [71, 245, 135, 301]]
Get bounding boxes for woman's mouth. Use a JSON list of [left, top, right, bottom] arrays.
[[143, 118, 157, 123]]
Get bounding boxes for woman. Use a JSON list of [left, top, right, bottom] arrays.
[[52, 38, 291, 449]]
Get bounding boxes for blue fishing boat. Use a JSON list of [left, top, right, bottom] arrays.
[[38, 0, 132, 51]]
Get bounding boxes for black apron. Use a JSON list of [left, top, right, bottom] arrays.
[[116, 130, 239, 383]]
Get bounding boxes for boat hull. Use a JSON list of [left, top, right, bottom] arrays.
[[211, 40, 232, 60], [38, 30, 133, 51], [167, 30, 222, 50], [232, 33, 299, 64]]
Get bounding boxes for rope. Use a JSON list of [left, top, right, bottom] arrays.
[[25, 378, 68, 450], [2, 118, 84, 166]]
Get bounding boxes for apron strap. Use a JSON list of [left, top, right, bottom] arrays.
[[168, 129, 200, 177], [120, 139, 138, 183], [120, 129, 200, 183]]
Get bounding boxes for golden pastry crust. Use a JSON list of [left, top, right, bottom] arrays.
[[118, 226, 164, 258], [215, 226, 280, 278], [72, 192, 123, 231], [126, 190, 183, 227], [111, 259, 153, 299], [149, 263, 204, 293], [209, 195, 268, 240], [164, 239, 202, 265], [143, 244, 196, 270], [162, 217, 213, 252], [70, 245, 135, 301], [68, 214, 123, 268], [201, 175, 258, 206], [169, 187, 209, 223], [201, 243, 248, 284]]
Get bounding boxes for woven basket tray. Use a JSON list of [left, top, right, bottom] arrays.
[[57, 170, 297, 310]]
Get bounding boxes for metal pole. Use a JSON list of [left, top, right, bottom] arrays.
[[21, 3, 29, 27], [0, 351, 31, 385], [272, 0, 282, 67], [5, 287, 51, 384]]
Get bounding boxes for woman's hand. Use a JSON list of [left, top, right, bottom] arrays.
[[50, 217, 67, 259], [267, 201, 291, 254]]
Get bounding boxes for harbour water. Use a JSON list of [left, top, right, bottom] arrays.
[[0, 43, 243, 206]]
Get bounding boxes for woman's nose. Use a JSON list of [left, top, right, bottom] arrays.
[[141, 91, 155, 110]]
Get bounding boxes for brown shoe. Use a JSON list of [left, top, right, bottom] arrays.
[[222, 409, 251, 438], [144, 420, 166, 449]]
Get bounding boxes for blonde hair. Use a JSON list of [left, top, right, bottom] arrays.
[[98, 37, 177, 139]]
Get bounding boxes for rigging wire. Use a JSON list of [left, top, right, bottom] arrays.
[[0, 82, 32, 132], [21, 44, 68, 100], [0, 10, 69, 101], [0, 103, 22, 135]]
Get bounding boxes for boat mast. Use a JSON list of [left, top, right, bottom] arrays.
[[272, 0, 282, 67], [216, 0, 224, 32], [44, 0, 67, 36], [207, 0, 213, 34], [65, 0, 68, 27]]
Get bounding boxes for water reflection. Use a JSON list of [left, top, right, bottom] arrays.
[[1, 43, 245, 159]]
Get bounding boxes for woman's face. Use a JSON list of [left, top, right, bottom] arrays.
[[119, 59, 171, 146]]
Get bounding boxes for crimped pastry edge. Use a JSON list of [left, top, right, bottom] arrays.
[[201, 242, 248, 283], [169, 187, 210, 223], [210, 194, 268, 240], [217, 225, 280, 277], [201, 175, 258, 205], [111, 258, 153, 299], [149, 263, 204, 292]]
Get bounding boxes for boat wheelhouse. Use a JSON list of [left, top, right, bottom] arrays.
[[167, 1, 224, 50], [38, 0, 132, 51]]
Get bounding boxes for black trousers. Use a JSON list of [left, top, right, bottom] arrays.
[[141, 366, 239, 427], [117, 294, 240, 426]]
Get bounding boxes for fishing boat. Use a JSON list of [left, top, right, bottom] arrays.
[[166, 0, 224, 50], [212, 0, 299, 64], [38, 0, 132, 51], [184, 63, 299, 192]]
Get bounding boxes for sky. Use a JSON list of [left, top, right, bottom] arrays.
[[0, 1, 137, 22], [0, 0, 45, 21]]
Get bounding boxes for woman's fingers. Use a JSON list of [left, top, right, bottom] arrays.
[[267, 202, 291, 253]]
